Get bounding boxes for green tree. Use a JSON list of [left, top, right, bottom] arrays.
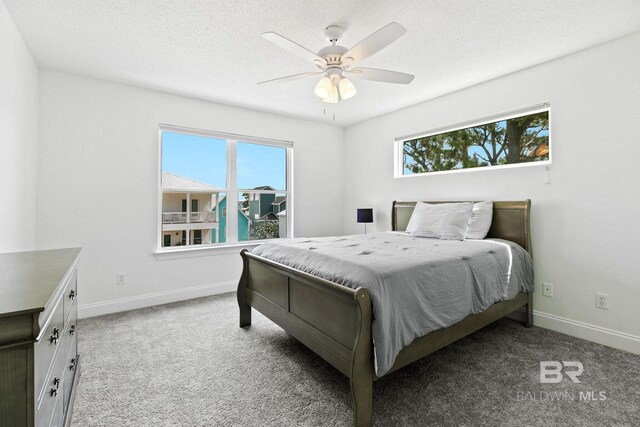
[[403, 131, 473, 173], [249, 221, 279, 240], [505, 112, 549, 162], [464, 122, 505, 165], [241, 193, 250, 210], [403, 112, 548, 174]]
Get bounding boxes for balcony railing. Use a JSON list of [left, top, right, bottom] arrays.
[[162, 211, 217, 224]]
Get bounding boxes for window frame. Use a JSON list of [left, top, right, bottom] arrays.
[[394, 103, 551, 178], [156, 124, 294, 254]]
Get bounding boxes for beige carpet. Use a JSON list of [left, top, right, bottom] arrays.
[[71, 293, 640, 426]]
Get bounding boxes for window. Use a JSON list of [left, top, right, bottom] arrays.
[[396, 107, 550, 177], [193, 230, 202, 245], [159, 125, 292, 250]]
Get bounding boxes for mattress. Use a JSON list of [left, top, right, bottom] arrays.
[[251, 232, 534, 377]]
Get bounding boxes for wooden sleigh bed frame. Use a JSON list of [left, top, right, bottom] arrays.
[[237, 200, 533, 426]]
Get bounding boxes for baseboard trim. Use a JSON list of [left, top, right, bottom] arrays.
[[78, 281, 237, 319], [531, 309, 640, 355]]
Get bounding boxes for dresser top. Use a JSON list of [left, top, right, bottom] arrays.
[[0, 248, 81, 318]]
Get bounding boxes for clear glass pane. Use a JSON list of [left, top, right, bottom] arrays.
[[239, 192, 287, 241], [161, 131, 227, 247], [236, 142, 286, 191], [403, 111, 549, 175], [161, 131, 227, 188]]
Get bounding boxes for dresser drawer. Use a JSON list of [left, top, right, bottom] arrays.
[[34, 299, 65, 403], [65, 299, 77, 355], [49, 389, 64, 427], [35, 385, 58, 427], [62, 303, 77, 358], [36, 345, 66, 427], [63, 332, 78, 412], [63, 271, 77, 324], [61, 305, 78, 362]]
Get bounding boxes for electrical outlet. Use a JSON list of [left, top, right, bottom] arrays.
[[116, 273, 126, 286], [542, 282, 554, 298], [595, 293, 608, 309]]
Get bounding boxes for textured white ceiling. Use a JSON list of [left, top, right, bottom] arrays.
[[5, 0, 640, 126]]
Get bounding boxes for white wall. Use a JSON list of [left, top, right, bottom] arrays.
[[343, 33, 640, 352], [36, 70, 344, 317], [0, 1, 39, 253]]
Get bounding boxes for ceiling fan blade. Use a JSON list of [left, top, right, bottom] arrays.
[[342, 22, 407, 65], [258, 72, 320, 85], [346, 67, 414, 84], [262, 32, 325, 65]]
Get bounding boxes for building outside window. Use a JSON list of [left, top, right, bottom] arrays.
[[159, 126, 292, 249]]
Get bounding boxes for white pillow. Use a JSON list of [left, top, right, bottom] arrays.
[[466, 201, 493, 239], [405, 202, 473, 240]]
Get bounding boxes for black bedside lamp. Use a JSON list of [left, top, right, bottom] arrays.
[[357, 208, 373, 234]]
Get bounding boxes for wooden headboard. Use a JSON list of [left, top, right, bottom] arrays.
[[391, 200, 532, 254]]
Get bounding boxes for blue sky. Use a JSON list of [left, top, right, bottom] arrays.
[[162, 132, 286, 190]]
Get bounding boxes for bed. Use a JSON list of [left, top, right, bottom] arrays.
[[237, 200, 533, 426]]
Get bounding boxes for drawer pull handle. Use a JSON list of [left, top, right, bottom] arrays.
[[69, 289, 76, 300], [69, 324, 76, 335], [69, 358, 77, 371], [50, 377, 60, 396], [49, 328, 60, 345]]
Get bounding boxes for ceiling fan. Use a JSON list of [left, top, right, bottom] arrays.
[[258, 22, 414, 103]]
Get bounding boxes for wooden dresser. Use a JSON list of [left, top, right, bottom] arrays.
[[0, 248, 81, 427]]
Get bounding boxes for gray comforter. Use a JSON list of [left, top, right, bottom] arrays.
[[251, 232, 534, 377]]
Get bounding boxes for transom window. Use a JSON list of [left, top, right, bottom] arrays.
[[158, 125, 292, 249], [396, 106, 550, 177]]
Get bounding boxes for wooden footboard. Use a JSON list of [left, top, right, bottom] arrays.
[[238, 249, 375, 425]]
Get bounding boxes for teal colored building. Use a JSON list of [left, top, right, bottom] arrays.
[[247, 186, 286, 221], [271, 196, 286, 215], [249, 194, 274, 220], [212, 197, 249, 242]]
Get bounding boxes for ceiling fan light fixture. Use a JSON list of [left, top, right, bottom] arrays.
[[314, 77, 332, 99], [323, 80, 339, 103], [338, 77, 357, 100]]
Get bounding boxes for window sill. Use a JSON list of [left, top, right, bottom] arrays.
[[154, 243, 261, 261]]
